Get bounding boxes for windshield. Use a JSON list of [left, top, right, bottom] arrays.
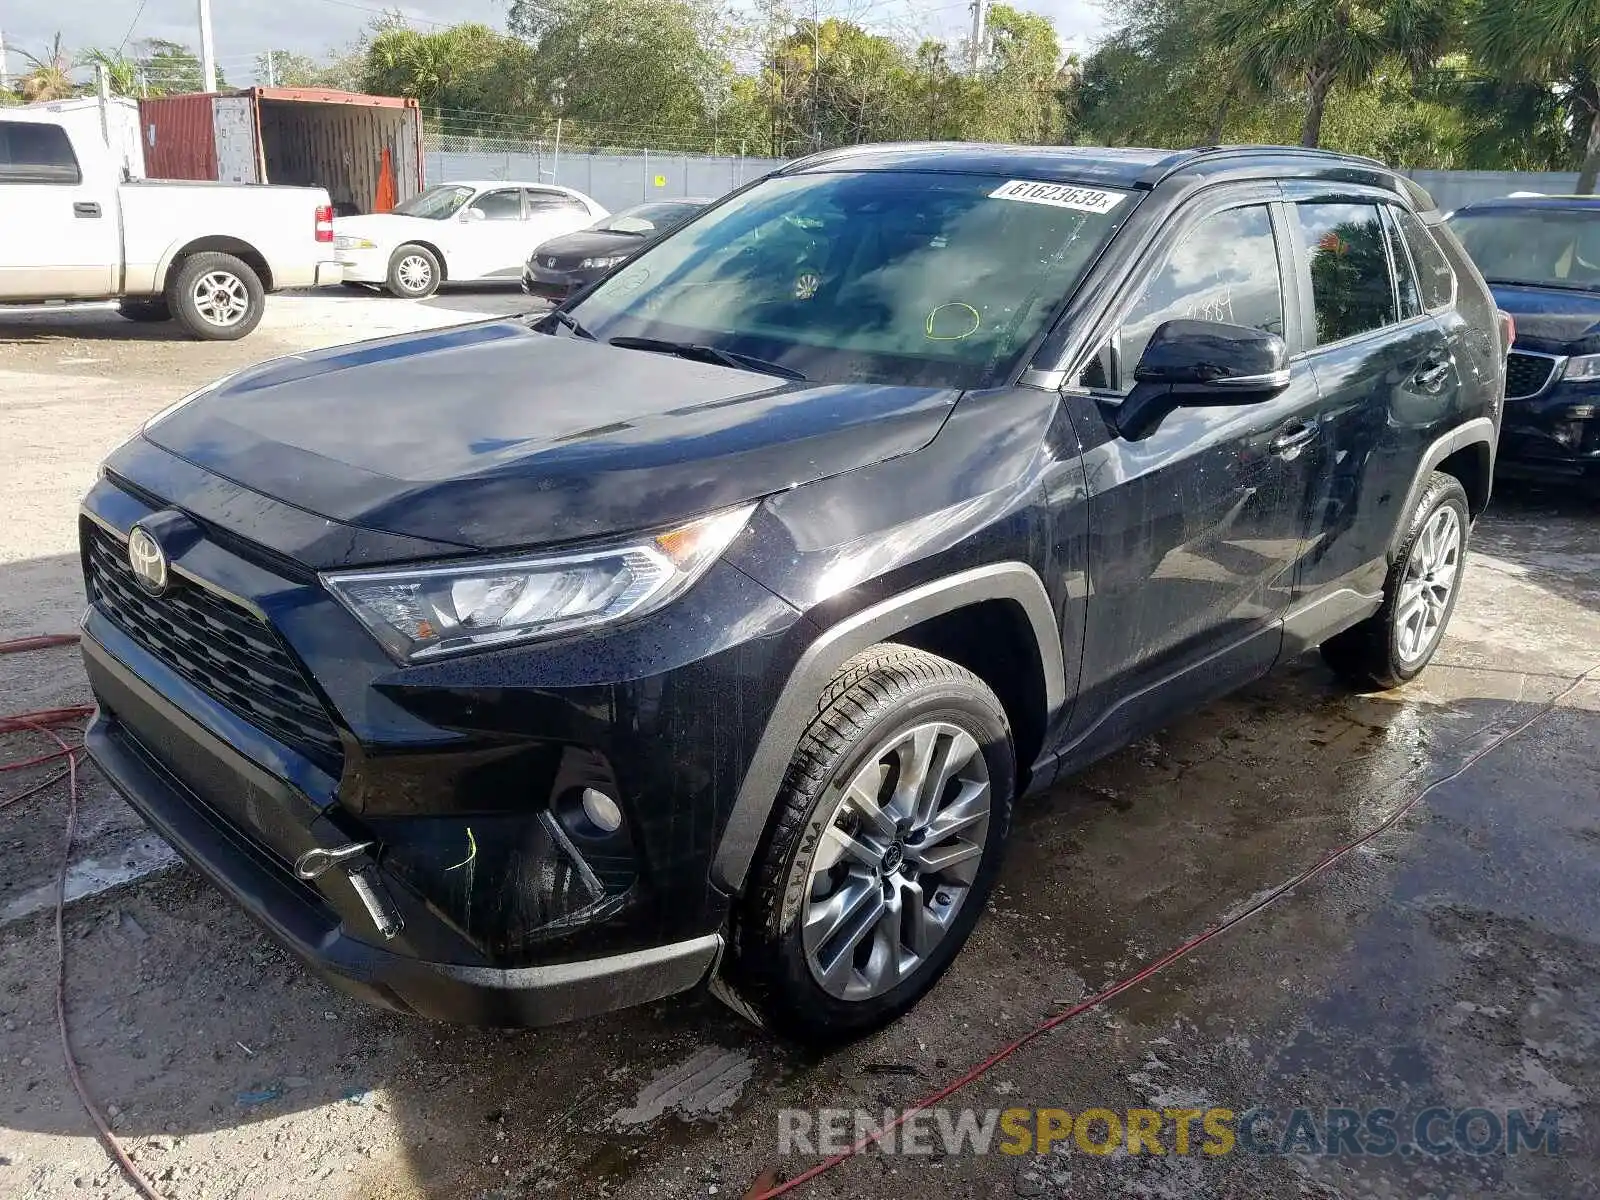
[[598, 202, 703, 235], [393, 184, 475, 220], [1448, 208, 1600, 291], [567, 171, 1131, 387]]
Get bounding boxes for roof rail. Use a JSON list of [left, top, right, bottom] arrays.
[[1136, 144, 1391, 186]]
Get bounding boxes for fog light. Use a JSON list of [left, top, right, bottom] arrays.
[[582, 787, 624, 833]]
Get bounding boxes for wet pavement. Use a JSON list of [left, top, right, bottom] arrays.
[[2, 348, 1597, 1200]]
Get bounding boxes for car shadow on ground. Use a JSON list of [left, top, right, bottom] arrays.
[[0, 306, 195, 345]]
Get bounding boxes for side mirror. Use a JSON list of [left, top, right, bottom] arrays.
[[461, 207, 486, 223], [1115, 319, 1291, 441]]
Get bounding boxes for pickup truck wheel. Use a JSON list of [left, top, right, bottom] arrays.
[[117, 298, 171, 323], [1321, 471, 1470, 690], [386, 245, 441, 299], [723, 645, 1014, 1044], [167, 252, 264, 341]]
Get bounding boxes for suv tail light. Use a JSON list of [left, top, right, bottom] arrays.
[[315, 204, 335, 244], [1498, 310, 1515, 357]]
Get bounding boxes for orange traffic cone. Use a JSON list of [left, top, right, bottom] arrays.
[[374, 146, 397, 213]]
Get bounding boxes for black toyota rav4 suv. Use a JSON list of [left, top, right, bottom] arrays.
[[81, 144, 1504, 1043]]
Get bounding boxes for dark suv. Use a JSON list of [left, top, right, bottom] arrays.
[[80, 144, 1503, 1043], [1447, 195, 1600, 487]]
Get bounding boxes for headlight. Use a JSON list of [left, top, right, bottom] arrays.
[[1562, 353, 1600, 382], [579, 255, 627, 270], [322, 504, 756, 662], [336, 235, 378, 250]]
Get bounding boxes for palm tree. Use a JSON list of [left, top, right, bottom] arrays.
[[1468, 0, 1600, 192], [79, 48, 141, 97], [1214, 0, 1455, 148], [17, 32, 75, 103]]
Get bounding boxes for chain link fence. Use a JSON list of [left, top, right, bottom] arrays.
[[424, 131, 785, 213]]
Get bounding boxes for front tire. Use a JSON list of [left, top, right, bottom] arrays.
[[166, 252, 264, 341], [386, 244, 441, 298], [1321, 471, 1470, 689], [724, 645, 1014, 1044]]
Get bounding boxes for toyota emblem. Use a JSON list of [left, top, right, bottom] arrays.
[[127, 526, 168, 596]]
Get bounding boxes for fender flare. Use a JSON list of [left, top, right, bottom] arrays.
[[1388, 416, 1497, 559], [710, 562, 1065, 895], [153, 234, 272, 294]]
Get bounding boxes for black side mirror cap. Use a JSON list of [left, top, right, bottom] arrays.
[[1116, 319, 1291, 441]]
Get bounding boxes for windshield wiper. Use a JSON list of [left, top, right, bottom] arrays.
[[538, 309, 596, 340], [608, 336, 806, 381]]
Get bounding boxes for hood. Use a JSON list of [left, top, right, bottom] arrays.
[[530, 228, 643, 266], [143, 321, 959, 552], [1489, 283, 1600, 355], [333, 213, 439, 244]]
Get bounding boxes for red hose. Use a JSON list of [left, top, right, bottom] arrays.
[[752, 662, 1600, 1199]]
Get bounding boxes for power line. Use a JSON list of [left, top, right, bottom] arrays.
[[116, 0, 152, 54]]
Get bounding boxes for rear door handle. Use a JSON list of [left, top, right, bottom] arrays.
[[1270, 420, 1319, 458], [1414, 357, 1454, 392], [73, 201, 102, 218]]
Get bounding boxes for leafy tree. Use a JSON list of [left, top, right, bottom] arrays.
[[1213, 0, 1456, 147], [17, 33, 75, 102], [1468, 0, 1600, 190], [79, 48, 140, 97], [256, 48, 366, 91], [136, 39, 227, 95]]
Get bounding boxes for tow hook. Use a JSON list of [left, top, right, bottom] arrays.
[[293, 842, 405, 941]]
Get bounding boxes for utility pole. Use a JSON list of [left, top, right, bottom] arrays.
[[198, 0, 218, 92], [265, 49, 275, 87], [968, 0, 987, 74], [0, 26, 9, 93]]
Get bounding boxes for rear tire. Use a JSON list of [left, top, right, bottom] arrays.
[[117, 297, 171, 323], [1320, 471, 1470, 690], [166, 252, 265, 341], [722, 645, 1014, 1044], [386, 244, 441, 299]]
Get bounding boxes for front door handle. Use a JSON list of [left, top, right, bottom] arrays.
[[1270, 420, 1319, 458], [1414, 357, 1454, 392], [73, 201, 102, 218]]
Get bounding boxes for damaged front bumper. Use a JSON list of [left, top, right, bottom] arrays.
[[82, 630, 722, 1024]]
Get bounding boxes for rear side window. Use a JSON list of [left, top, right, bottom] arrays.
[[1384, 207, 1422, 319], [0, 120, 81, 185], [1117, 204, 1284, 381], [1296, 202, 1396, 345], [525, 189, 589, 215], [1393, 208, 1455, 311]]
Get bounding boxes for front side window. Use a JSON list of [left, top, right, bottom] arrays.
[[469, 189, 524, 221], [0, 120, 81, 184], [393, 184, 473, 220], [1117, 204, 1284, 384], [568, 171, 1132, 388], [1297, 202, 1398, 345]]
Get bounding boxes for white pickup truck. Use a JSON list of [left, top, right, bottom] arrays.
[[0, 106, 343, 339]]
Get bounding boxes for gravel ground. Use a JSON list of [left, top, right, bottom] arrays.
[[1, 290, 1598, 1200]]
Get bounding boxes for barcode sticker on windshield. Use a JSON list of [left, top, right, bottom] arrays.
[[989, 180, 1124, 213]]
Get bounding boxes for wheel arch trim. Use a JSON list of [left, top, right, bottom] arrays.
[[1389, 416, 1496, 560], [711, 562, 1065, 895]]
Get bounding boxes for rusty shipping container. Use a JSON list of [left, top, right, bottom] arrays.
[[138, 88, 424, 214]]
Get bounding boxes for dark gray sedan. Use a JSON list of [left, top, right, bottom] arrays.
[[523, 198, 712, 301]]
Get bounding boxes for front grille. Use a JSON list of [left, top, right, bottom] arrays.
[[1505, 352, 1557, 400], [84, 522, 344, 772]]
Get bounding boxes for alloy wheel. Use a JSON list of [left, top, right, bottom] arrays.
[[397, 255, 433, 293], [192, 271, 249, 327], [1395, 504, 1462, 665], [802, 720, 991, 1001]]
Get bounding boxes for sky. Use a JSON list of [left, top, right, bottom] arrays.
[[1, 0, 1110, 85]]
